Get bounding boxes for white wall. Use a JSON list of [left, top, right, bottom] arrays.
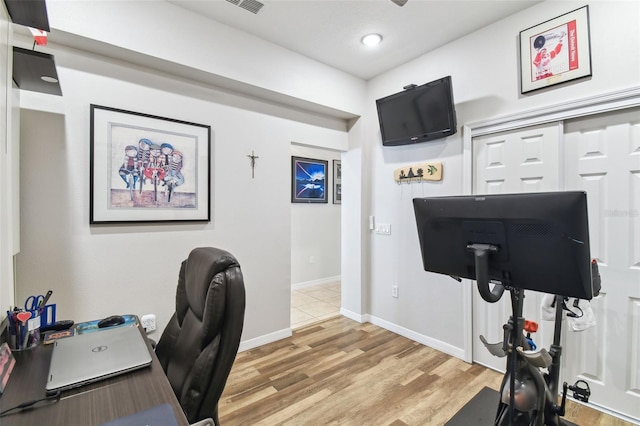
[[46, 0, 366, 118], [0, 5, 19, 323], [340, 118, 367, 320], [16, 44, 348, 344], [10, 0, 360, 346], [290, 145, 341, 286], [0, 6, 10, 322], [357, 0, 640, 354], [7, 0, 640, 373]]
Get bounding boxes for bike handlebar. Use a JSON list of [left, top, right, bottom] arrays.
[[468, 243, 505, 303]]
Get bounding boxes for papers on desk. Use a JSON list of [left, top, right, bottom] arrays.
[[99, 403, 179, 426]]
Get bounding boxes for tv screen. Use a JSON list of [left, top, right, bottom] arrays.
[[376, 76, 457, 146], [413, 191, 594, 300]]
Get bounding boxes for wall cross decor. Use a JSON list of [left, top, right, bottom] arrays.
[[247, 150, 259, 178]]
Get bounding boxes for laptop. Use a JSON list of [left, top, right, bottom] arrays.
[[46, 324, 152, 394]]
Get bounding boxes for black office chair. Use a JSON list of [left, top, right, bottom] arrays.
[[155, 247, 246, 426]]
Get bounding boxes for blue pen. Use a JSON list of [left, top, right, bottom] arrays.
[[22, 327, 29, 349], [6, 310, 15, 340]]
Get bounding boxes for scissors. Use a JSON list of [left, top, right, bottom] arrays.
[[24, 295, 44, 311], [24, 290, 52, 312]]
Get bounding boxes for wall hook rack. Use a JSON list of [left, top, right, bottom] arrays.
[[394, 161, 443, 184]]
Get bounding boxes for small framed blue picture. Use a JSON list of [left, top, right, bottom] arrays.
[[291, 156, 328, 203]]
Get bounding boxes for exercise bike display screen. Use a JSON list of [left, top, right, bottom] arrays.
[[413, 191, 594, 300]]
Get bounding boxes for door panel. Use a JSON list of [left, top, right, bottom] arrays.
[[472, 123, 561, 371], [562, 107, 640, 419], [472, 108, 640, 421]]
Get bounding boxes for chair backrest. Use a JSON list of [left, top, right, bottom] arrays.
[[155, 247, 246, 425]]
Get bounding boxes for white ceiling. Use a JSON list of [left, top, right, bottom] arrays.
[[168, 0, 542, 80]]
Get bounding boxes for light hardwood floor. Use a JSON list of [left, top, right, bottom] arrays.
[[220, 316, 634, 426]]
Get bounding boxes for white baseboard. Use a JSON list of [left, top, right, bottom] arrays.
[[338, 309, 465, 360], [238, 311, 464, 361], [367, 315, 466, 360], [339, 308, 365, 323], [238, 327, 292, 353], [292, 275, 341, 290]]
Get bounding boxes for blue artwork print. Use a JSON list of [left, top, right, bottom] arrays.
[[292, 157, 328, 203]]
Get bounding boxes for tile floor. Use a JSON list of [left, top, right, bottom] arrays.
[[291, 281, 341, 329]]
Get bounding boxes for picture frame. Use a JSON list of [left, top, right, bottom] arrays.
[[333, 160, 341, 204], [0, 342, 16, 394], [519, 6, 591, 94], [291, 156, 328, 203], [90, 105, 211, 224]]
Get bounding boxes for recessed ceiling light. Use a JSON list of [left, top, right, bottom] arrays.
[[41, 75, 58, 83], [361, 33, 382, 47]]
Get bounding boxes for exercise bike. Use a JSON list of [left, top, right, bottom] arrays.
[[469, 244, 600, 426]]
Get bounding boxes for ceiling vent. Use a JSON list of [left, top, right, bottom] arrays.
[[239, 0, 264, 14], [226, 0, 264, 14]]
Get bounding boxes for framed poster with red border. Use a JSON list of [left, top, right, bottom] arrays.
[[519, 6, 592, 94]]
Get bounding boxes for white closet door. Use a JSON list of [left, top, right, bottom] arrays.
[[472, 123, 561, 371], [562, 107, 640, 420]]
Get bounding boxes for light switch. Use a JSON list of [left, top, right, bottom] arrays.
[[375, 223, 391, 235]]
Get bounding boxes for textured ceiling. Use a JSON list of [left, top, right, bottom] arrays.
[[168, 0, 541, 80]]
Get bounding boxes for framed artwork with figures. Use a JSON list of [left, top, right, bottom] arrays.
[[90, 105, 211, 224]]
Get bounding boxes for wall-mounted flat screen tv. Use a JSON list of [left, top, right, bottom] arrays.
[[376, 76, 457, 146]]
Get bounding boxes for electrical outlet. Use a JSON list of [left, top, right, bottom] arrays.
[[392, 285, 399, 298], [141, 314, 156, 333]]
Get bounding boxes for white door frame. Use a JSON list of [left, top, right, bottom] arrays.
[[460, 85, 640, 363]]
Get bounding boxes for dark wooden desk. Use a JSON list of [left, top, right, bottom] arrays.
[[0, 326, 189, 426]]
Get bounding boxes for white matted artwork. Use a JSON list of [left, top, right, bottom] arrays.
[[90, 105, 211, 224]]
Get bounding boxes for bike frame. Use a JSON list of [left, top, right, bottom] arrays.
[[469, 244, 571, 426], [493, 289, 567, 426]]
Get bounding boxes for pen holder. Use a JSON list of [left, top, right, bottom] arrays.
[[41, 304, 57, 328], [8, 310, 41, 351]]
